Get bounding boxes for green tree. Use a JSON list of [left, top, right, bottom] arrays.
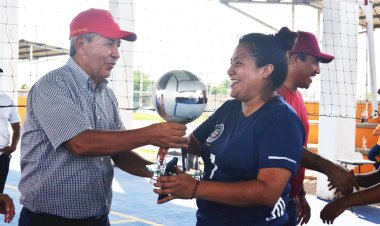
[[133, 71, 154, 109], [134, 71, 153, 92], [210, 79, 230, 95], [20, 83, 31, 91]]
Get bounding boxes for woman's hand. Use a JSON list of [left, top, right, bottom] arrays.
[[153, 172, 199, 204]]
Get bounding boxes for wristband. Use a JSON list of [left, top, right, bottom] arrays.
[[191, 180, 200, 200]]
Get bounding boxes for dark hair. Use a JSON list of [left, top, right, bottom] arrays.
[[239, 27, 297, 90], [293, 53, 308, 61], [69, 33, 97, 56]]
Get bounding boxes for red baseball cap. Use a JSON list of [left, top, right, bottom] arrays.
[[70, 8, 137, 42], [289, 31, 334, 63]]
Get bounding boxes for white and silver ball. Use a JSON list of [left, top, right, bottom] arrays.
[[153, 70, 207, 123]]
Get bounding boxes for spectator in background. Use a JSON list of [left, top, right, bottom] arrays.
[[0, 68, 21, 194], [18, 8, 187, 226], [0, 69, 17, 224], [0, 193, 15, 223], [366, 89, 380, 170], [367, 124, 380, 170]]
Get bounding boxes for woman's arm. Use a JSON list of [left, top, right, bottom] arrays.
[[154, 167, 291, 206]]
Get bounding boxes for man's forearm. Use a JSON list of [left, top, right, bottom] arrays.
[[10, 123, 21, 152], [300, 147, 333, 174], [301, 147, 359, 194], [342, 184, 380, 207], [355, 170, 380, 188], [112, 151, 153, 178]]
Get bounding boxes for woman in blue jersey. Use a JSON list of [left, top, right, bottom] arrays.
[[154, 27, 305, 226]]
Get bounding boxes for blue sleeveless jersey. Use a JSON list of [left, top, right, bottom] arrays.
[[193, 96, 305, 226]]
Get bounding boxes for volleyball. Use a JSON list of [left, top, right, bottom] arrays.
[[153, 70, 207, 123]]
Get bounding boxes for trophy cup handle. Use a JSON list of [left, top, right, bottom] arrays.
[[149, 147, 168, 185], [157, 157, 178, 200], [181, 148, 189, 171]]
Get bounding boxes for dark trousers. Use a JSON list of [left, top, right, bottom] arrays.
[[367, 144, 380, 170], [284, 198, 297, 226], [18, 207, 110, 226], [0, 154, 11, 193]]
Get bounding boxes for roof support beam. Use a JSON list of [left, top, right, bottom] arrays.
[[219, 1, 279, 31]]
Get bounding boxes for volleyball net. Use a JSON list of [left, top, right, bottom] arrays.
[[0, 0, 378, 121]]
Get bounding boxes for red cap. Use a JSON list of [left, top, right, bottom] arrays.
[[289, 31, 334, 63], [70, 8, 137, 42]]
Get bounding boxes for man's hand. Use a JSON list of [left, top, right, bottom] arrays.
[[0, 146, 15, 156], [0, 194, 15, 223], [295, 195, 311, 225], [146, 122, 188, 149], [327, 165, 358, 195], [154, 172, 197, 204], [301, 148, 359, 195], [320, 197, 348, 224]]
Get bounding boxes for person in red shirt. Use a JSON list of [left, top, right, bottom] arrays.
[[278, 31, 358, 226]]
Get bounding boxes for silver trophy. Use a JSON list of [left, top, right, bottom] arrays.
[[150, 70, 207, 183]]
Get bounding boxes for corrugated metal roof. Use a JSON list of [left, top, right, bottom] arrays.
[[18, 39, 69, 60], [222, 0, 380, 29]]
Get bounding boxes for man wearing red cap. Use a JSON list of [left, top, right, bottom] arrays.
[[18, 8, 187, 226], [277, 31, 358, 226]]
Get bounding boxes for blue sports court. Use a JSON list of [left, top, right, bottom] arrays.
[[3, 166, 380, 226]]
